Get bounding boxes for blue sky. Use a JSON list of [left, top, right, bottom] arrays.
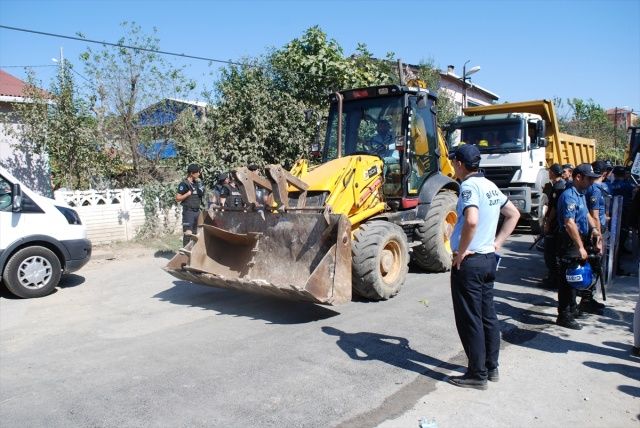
[[1, 0, 638, 114]]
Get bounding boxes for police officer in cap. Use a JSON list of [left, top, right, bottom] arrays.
[[446, 144, 520, 390], [580, 160, 609, 314], [175, 163, 205, 246], [555, 163, 601, 329], [542, 163, 566, 288]]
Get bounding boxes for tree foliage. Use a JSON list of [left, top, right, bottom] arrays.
[[6, 64, 114, 190], [79, 21, 195, 185], [555, 97, 626, 162]]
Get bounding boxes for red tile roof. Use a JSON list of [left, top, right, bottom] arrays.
[[0, 69, 30, 97], [0, 69, 49, 99]]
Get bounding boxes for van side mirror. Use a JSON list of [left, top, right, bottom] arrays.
[[536, 120, 547, 147], [12, 183, 22, 212]]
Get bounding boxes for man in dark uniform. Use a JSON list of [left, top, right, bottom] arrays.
[[222, 174, 244, 208], [542, 163, 566, 288], [212, 172, 231, 206], [580, 160, 609, 314], [555, 163, 601, 329], [446, 144, 520, 390], [175, 163, 204, 246]]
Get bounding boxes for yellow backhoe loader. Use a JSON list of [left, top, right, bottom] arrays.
[[165, 84, 459, 305]]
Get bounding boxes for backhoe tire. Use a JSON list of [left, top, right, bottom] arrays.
[[352, 221, 409, 300], [2, 246, 62, 298], [412, 191, 458, 272]]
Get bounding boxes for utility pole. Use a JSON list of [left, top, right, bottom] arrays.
[[614, 107, 618, 149], [59, 46, 64, 78]]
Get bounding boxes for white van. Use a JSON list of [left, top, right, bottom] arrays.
[[0, 166, 91, 298]]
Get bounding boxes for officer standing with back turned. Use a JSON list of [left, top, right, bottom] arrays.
[[555, 163, 601, 329], [175, 163, 204, 246], [446, 144, 520, 390]]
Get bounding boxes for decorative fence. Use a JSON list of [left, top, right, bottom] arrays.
[[54, 188, 181, 244]]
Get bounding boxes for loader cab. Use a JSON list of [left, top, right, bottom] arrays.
[[324, 85, 440, 201]]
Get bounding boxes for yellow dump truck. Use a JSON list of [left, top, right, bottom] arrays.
[[165, 84, 460, 305], [446, 100, 595, 232]]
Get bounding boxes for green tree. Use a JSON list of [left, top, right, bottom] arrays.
[[6, 64, 112, 190], [557, 98, 625, 162], [79, 21, 195, 185]]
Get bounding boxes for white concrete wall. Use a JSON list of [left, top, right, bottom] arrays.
[[54, 188, 181, 244]]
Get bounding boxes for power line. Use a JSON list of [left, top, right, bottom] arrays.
[[0, 64, 57, 68], [0, 24, 258, 68]]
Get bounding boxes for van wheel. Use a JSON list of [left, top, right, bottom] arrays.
[[2, 246, 62, 298], [352, 221, 409, 300]]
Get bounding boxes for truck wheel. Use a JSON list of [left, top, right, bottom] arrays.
[[2, 246, 62, 298], [352, 221, 409, 300], [412, 191, 458, 272], [530, 192, 548, 235]]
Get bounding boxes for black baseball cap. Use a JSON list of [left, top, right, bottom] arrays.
[[612, 166, 625, 176], [448, 144, 481, 168], [562, 163, 574, 170], [549, 163, 563, 175], [187, 163, 201, 173], [591, 160, 607, 175], [573, 163, 600, 178], [217, 172, 230, 182]]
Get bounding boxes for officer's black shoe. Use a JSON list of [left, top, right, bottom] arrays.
[[488, 368, 499, 382], [556, 316, 582, 330], [579, 299, 605, 314], [632, 346, 640, 357], [572, 307, 585, 319], [447, 375, 488, 390]]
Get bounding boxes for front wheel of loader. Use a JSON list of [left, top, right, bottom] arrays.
[[412, 191, 458, 272], [352, 221, 409, 300]]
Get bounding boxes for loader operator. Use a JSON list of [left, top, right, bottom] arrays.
[[368, 119, 395, 158], [446, 144, 520, 390], [175, 163, 204, 246], [555, 163, 601, 330]]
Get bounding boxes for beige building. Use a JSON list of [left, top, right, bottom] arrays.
[[439, 65, 499, 114]]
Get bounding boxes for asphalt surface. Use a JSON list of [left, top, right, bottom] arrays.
[[0, 235, 637, 427]]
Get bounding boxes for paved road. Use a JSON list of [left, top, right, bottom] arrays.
[[1, 234, 554, 427]]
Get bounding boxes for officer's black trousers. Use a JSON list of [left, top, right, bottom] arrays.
[[557, 261, 577, 316], [543, 234, 560, 284], [181, 207, 200, 246], [450, 253, 500, 380]]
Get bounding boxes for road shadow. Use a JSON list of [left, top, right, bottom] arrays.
[[155, 281, 340, 324], [501, 321, 639, 364], [154, 250, 176, 260], [59, 273, 85, 288], [322, 327, 464, 381]]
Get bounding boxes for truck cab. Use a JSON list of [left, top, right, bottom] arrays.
[[446, 112, 549, 229], [0, 166, 92, 298]]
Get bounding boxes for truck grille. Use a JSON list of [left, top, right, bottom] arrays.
[[481, 166, 519, 188]]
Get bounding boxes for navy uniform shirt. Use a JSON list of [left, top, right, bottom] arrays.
[[586, 183, 606, 229], [557, 185, 589, 235], [610, 178, 634, 209], [451, 173, 508, 254], [177, 179, 203, 210]]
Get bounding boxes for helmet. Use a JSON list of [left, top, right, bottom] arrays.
[[565, 262, 593, 290]]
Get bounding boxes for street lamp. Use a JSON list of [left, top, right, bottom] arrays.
[[462, 60, 481, 109]]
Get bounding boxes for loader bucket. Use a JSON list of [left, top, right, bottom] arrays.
[[164, 210, 352, 305]]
